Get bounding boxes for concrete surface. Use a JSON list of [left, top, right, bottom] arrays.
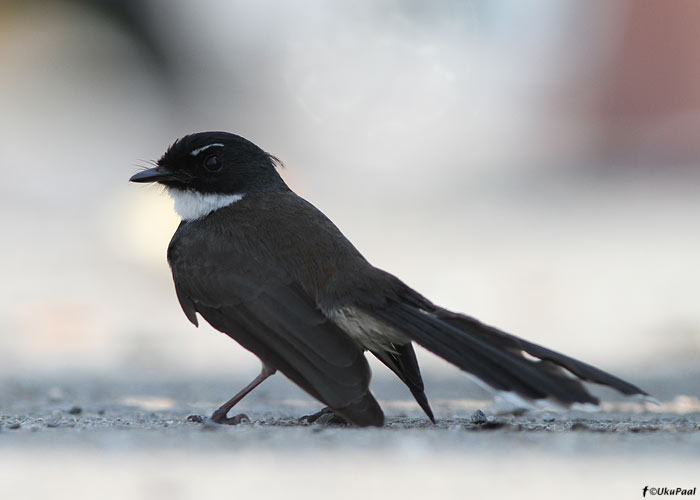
[[1, 372, 698, 500]]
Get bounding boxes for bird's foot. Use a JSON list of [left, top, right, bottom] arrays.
[[210, 410, 250, 425], [299, 407, 349, 426]]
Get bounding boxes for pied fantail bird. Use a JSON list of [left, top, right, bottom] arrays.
[[130, 132, 649, 426]]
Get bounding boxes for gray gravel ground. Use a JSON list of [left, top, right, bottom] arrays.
[[1, 372, 699, 500]]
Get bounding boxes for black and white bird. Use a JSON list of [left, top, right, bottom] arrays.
[[130, 131, 648, 427]]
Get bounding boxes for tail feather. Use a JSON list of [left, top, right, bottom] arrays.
[[374, 303, 635, 406], [434, 308, 648, 397]]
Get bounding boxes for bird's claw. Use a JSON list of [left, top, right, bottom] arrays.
[[299, 407, 349, 426], [210, 411, 250, 425]]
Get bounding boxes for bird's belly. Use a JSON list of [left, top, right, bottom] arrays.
[[327, 306, 409, 352]]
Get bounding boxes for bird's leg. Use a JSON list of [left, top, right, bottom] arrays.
[[211, 366, 276, 425], [299, 407, 350, 425]]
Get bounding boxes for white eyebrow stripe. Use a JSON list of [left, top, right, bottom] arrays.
[[190, 143, 224, 156]]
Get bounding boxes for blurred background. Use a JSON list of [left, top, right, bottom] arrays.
[[1, 0, 699, 389]]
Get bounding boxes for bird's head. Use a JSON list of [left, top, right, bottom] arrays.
[[130, 131, 285, 196]]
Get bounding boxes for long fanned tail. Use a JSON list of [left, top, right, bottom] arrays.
[[373, 303, 648, 406], [434, 308, 647, 397]]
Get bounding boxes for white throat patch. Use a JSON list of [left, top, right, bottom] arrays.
[[168, 188, 244, 221]]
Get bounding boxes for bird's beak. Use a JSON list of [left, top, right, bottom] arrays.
[[129, 166, 177, 183]]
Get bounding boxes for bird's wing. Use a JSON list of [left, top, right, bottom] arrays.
[[370, 344, 435, 422], [168, 229, 383, 426]]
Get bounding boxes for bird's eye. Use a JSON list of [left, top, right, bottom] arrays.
[[203, 155, 222, 172]]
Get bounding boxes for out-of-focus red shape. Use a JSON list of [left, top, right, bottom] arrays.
[[596, 0, 700, 167]]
